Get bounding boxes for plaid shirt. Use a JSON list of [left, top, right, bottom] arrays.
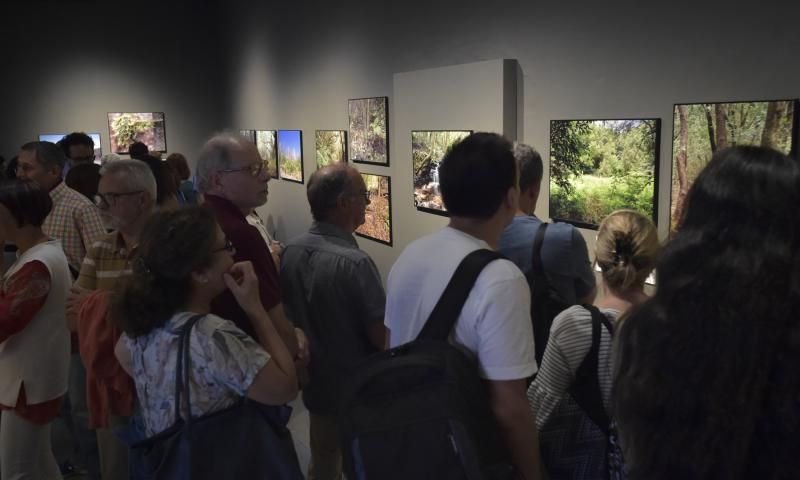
[[43, 181, 106, 274], [75, 231, 135, 292]]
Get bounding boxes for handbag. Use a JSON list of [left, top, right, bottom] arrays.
[[538, 305, 614, 480], [128, 315, 304, 480]]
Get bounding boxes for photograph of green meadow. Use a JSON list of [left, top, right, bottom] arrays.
[[315, 130, 347, 169], [355, 173, 392, 245], [412, 130, 471, 215], [671, 100, 796, 231], [278, 130, 303, 183], [549, 119, 659, 229], [349, 97, 388, 165], [256, 130, 278, 179]]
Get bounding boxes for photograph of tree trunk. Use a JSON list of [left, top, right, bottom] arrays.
[[348, 97, 388, 166], [278, 129, 304, 183], [256, 130, 277, 179], [355, 173, 392, 245], [549, 119, 659, 229], [412, 130, 472, 215], [108, 112, 166, 154], [671, 100, 798, 231], [239, 129, 256, 144], [315, 130, 348, 169]]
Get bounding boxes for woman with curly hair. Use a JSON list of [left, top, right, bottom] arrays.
[[613, 145, 800, 479]]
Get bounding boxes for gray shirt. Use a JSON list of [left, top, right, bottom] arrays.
[[498, 215, 595, 305], [280, 222, 385, 414]]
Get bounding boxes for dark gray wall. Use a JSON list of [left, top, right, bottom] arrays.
[[1, 0, 230, 163]]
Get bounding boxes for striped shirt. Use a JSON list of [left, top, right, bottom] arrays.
[[527, 305, 620, 428], [43, 181, 106, 274], [75, 231, 135, 292]]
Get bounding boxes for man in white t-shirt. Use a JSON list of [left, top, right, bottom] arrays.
[[385, 132, 542, 480]]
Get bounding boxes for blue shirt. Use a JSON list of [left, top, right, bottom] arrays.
[[498, 215, 595, 305]]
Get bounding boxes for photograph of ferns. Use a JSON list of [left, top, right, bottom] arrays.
[[256, 130, 278, 179], [278, 130, 303, 183], [355, 173, 392, 245], [671, 100, 796, 231], [315, 130, 347, 169], [349, 97, 388, 165], [549, 119, 659, 229], [108, 112, 166, 154]]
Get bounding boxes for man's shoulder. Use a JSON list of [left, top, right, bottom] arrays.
[[54, 184, 96, 210]]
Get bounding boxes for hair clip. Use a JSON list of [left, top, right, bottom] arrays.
[[613, 237, 634, 266]]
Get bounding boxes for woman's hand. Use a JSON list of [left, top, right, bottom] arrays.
[[223, 261, 264, 316]]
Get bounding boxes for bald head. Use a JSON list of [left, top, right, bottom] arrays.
[[307, 163, 364, 223]]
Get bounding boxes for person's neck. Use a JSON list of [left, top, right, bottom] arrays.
[[514, 208, 530, 217], [13, 228, 49, 256], [118, 210, 153, 250], [595, 283, 648, 314], [322, 215, 354, 234], [449, 216, 504, 249], [183, 289, 212, 315]]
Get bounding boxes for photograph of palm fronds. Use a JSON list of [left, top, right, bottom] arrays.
[[315, 130, 347, 169], [107, 112, 166, 153]]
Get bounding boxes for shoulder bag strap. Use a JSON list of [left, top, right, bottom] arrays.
[[568, 305, 611, 434], [418, 249, 505, 341], [530, 222, 549, 281], [173, 315, 205, 429]]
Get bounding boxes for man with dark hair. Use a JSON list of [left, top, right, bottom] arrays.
[[281, 164, 386, 480], [60, 132, 96, 166], [61, 132, 102, 200], [385, 132, 542, 480], [498, 143, 595, 307], [16, 141, 105, 478], [128, 141, 149, 160]]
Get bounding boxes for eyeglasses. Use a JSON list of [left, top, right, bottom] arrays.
[[220, 160, 269, 178], [212, 239, 235, 254], [94, 191, 144, 208]]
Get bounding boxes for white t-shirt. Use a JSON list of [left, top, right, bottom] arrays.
[[385, 227, 537, 381]]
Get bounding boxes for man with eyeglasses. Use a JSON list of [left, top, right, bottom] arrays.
[[280, 164, 385, 480], [15, 140, 106, 478], [195, 133, 304, 363], [66, 159, 158, 480], [60, 132, 102, 201]]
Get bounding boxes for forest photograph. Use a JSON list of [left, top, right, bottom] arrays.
[[107, 112, 166, 153], [355, 173, 392, 245], [349, 97, 388, 165], [549, 119, 659, 229], [239, 129, 256, 143], [278, 130, 304, 183], [256, 130, 277, 179], [315, 130, 348, 169], [412, 130, 471, 215], [671, 100, 797, 231]]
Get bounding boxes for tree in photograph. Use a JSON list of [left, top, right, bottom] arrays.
[[550, 121, 591, 194], [761, 101, 786, 149], [673, 105, 690, 229]]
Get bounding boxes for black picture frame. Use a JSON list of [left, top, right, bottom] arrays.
[[315, 130, 348, 169], [548, 118, 661, 230], [255, 130, 278, 180], [355, 172, 393, 246], [277, 129, 304, 184], [412, 130, 473, 217], [107, 112, 167, 154], [348, 96, 389, 166], [669, 98, 799, 233]]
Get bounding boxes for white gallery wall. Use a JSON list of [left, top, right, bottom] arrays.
[[226, 0, 800, 282]]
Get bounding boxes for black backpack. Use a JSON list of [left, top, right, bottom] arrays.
[[339, 249, 514, 480], [527, 222, 571, 366]]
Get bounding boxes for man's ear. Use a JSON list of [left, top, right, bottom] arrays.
[[209, 171, 225, 192]]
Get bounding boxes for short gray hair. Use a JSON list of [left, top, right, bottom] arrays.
[[100, 159, 157, 200], [514, 142, 543, 191], [195, 133, 249, 193]]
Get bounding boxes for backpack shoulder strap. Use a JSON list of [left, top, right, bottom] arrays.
[[418, 249, 505, 341], [567, 305, 611, 434], [530, 221, 549, 277]]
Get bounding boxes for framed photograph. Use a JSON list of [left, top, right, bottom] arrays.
[[549, 119, 661, 230], [107, 112, 166, 154], [670, 99, 798, 232], [315, 130, 348, 169], [348, 97, 389, 166], [255, 130, 278, 179], [39, 133, 103, 162], [277, 130, 304, 184], [412, 130, 472, 216], [239, 129, 256, 143], [355, 173, 393, 246]]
